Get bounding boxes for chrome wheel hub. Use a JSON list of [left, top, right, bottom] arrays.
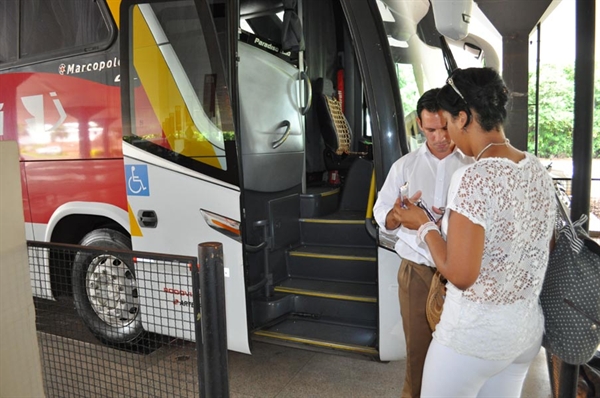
[[86, 254, 139, 327]]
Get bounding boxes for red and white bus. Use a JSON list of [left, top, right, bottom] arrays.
[[0, 0, 499, 359]]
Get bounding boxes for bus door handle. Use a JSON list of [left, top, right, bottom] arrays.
[[272, 120, 291, 149], [299, 71, 312, 115], [138, 210, 158, 228]]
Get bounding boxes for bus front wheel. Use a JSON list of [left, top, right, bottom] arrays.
[[72, 228, 144, 345]]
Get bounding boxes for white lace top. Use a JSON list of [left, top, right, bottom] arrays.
[[435, 152, 556, 360]]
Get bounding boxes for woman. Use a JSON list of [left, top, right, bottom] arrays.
[[397, 67, 556, 397]]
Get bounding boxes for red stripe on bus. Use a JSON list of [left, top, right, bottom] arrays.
[[25, 158, 127, 224]]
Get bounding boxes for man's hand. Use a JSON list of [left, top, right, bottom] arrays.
[[385, 191, 422, 230], [397, 195, 431, 230], [409, 190, 422, 203]]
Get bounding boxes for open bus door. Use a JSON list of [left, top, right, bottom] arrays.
[[117, 0, 402, 358], [236, 0, 404, 359]]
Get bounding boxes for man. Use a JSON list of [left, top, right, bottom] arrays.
[[373, 88, 473, 398]]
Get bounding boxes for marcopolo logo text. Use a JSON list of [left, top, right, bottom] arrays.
[[59, 57, 120, 75]]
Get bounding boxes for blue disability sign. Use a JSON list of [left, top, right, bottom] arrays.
[[125, 164, 150, 196]]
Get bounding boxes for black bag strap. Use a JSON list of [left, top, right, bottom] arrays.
[[553, 188, 587, 253]]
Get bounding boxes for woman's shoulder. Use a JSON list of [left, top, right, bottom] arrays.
[[447, 163, 489, 201], [449, 162, 476, 186], [522, 152, 554, 182], [453, 160, 493, 181]]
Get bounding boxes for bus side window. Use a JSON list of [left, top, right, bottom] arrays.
[[0, 1, 18, 64], [0, 0, 111, 64], [16, 0, 110, 61]]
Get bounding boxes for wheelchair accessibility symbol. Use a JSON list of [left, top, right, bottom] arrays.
[[125, 164, 150, 196]]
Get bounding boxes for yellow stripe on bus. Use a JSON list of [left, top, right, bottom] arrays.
[[105, 0, 120, 28], [128, 202, 143, 237], [289, 252, 376, 262], [253, 330, 379, 356], [273, 286, 377, 303]]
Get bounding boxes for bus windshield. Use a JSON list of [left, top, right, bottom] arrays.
[[126, 1, 234, 172]]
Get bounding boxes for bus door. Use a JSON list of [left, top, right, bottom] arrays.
[[237, 0, 405, 360], [119, 0, 250, 354], [236, 1, 309, 342]]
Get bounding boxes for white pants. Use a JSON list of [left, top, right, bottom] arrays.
[[420, 335, 542, 398]]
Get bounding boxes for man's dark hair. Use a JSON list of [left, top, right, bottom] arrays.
[[416, 88, 441, 119]]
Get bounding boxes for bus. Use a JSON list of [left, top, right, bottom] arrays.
[[0, 0, 500, 360]]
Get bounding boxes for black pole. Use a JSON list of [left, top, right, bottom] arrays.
[[192, 258, 205, 398], [548, 1, 597, 397], [571, 0, 595, 231], [534, 23, 541, 156], [198, 242, 230, 398], [546, 352, 579, 398]]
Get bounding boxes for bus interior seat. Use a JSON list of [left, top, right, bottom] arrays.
[[312, 77, 373, 214], [313, 77, 358, 173], [338, 156, 373, 213]]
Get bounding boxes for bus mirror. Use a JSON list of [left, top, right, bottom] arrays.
[[430, 0, 472, 41]]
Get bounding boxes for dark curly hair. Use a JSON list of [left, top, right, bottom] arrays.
[[437, 67, 509, 132]]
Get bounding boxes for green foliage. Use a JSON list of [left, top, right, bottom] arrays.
[[396, 64, 419, 117], [528, 64, 600, 158]]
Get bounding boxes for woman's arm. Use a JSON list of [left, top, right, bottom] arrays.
[[424, 210, 484, 290], [398, 199, 484, 290]]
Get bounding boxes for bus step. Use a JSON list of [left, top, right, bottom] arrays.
[[287, 245, 377, 283], [300, 186, 341, 218], [252, 317, 378, 357], [273, 278, 377, 303], [300, 210, 375, 247]]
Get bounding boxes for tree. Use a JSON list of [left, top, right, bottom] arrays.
[[528, 64, 600, 158]]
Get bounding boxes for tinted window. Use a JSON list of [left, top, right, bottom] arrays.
[[5, 0, 111, 62], [0, 1, 18, 63]]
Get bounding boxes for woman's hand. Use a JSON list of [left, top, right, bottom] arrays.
[[397, 197, 430, 230]]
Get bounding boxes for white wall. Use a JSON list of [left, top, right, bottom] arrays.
[[0, 141, 45, 397]]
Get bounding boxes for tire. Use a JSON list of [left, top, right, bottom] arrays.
[[72, 228, 144, 345]]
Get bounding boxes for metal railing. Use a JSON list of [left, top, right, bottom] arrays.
[[29, 240, 229, 398]]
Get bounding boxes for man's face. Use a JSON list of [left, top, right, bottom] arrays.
[[418, 109, 454, 159]]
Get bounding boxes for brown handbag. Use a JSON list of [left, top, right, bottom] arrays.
[[426, 270, 447, 332]]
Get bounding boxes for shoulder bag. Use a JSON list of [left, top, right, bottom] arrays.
[[540, 192, 600, 365]]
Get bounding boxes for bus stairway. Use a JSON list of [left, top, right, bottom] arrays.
[[251, 209, 379, 358]]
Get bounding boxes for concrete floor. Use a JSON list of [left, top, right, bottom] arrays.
[[227, 341, 552, 398], [35, 296, 554, 398], [37, 331, 552, 398]]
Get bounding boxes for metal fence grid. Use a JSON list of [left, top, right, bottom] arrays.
[[28, 241, 201, 398]]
